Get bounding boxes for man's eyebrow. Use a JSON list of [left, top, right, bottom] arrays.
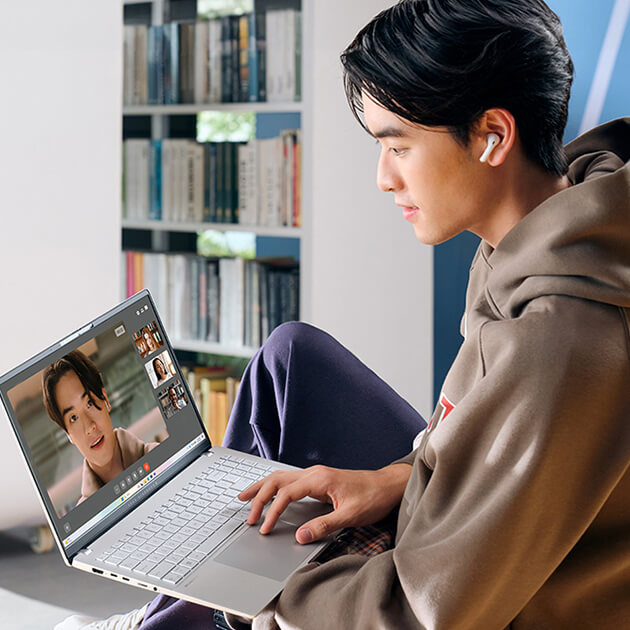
[[369, 126, 408, 139]]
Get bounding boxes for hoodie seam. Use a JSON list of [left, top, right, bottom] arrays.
[[618, 307, 630, 361], [478, 321, 490, 378]]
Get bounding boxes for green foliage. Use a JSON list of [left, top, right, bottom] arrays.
[[197, 230, 256, 258], [197, 111, 256, 142], [198, 0, 253, 19]]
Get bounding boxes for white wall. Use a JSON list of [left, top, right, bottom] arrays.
[[0, 1, 122, 528], [304, 1, 433, 418]]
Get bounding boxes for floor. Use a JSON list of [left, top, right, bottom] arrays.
[[0, 527, 151, 622]]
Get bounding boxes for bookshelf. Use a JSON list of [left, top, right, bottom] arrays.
[[121, 0, 434, 418], [122, 0, 304, 360]]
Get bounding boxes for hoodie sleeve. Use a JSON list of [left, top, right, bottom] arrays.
[[251, 296, 630, 630]]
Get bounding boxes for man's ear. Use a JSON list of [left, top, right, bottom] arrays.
[[474, 108, 516, 167]]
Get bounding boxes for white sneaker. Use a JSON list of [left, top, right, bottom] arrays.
[[54, 604, 148, 630]]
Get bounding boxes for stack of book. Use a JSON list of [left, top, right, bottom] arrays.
[[122, 131, 301, 227], [181, 365, 240, 445], [124, 252, 299, 349], [123, 8, 301, 105]]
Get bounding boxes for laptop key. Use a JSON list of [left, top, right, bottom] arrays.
[[119, 556, 141, 570], [134, 559, 158, 575], [196, 520, 243, 556], [149, 561, 177, 580]]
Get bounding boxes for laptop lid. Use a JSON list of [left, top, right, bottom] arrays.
[[0, 290, 212, 562]]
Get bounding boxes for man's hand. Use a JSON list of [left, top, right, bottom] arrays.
[[237, 463, 412, 544]]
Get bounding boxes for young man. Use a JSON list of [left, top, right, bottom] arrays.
[[43, 350, 159, 504], [60, 1, 629, 628]]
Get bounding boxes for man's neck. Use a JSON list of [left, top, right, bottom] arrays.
[[475, 168, 571, 248]]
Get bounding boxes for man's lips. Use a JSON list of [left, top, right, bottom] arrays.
[[402, 206, 420, 221], [90, 435, 105, 449]]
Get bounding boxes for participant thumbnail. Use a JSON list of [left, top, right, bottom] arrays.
[[158, 380, 188, 419], [133, 322, 164, 359], [145, 350, 176, 389], [7, 323, 169, 518]]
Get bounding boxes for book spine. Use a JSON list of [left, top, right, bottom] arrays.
[[194, 21, 209, 104], [123, 26, 134, 106], [223, 142, 233, 223], [220, 16, 232, 103], [248, 12, 258, 102], [149, 139, 162, 220], [156, 25, 165, 104], [239, 14, 249, 103], [199, 258, 208, 340], [193, 142, 204, 222], [209, 142, 218, 222], [256, 11, 266, 101], [147, 26, 158, 104], [293, 130, 301, 227], [231, 142, 239, 224], [230, 15, 240, 103], [294, 10, 301, 102], [237, 143, 249, 226], [137, 25, 149, 105], [208, 19, 222, 103]]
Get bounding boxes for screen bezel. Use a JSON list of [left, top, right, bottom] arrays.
[[0, 290, 212, 562]]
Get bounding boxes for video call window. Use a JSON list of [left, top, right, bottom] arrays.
[[158, 380, 188, 419], [6, 323, 169, 519], [145, 350, 176, 389], [133, 322, 164, 359]]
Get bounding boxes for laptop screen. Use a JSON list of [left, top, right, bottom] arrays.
[[0, 291, 210, 557]]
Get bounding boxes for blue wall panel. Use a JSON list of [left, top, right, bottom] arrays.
[[432, 1, 630, 406]]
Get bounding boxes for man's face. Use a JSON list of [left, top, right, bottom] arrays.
[[55, 371, 116, 470], [169, 389, 177, 405], [362, 94, 491, 245]]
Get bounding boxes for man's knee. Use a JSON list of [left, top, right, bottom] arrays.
[[263, 321, 328, 362]]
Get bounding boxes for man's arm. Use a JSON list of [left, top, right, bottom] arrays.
[[248, 298, 630, 629], [239, 462, 412, 543]]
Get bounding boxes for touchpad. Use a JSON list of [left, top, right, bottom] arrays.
[[213, 521, 318, 582]]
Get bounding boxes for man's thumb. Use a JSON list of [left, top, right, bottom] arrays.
[[296, 513, 344, 544]]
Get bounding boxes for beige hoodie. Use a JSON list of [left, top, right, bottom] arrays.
[[251, 119, 630, 629]]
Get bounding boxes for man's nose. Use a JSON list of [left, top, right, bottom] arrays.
[[376, 151, 400, 193]]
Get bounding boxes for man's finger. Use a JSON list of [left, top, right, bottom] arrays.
[[296, 511, 348, 544], [237, 479, 264, 501], [246, 478, 282, 525], [259, 481, 312, 534]]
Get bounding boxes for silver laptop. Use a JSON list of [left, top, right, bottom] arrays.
[[0, 290, 331, 618]]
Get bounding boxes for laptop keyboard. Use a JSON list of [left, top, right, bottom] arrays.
[[96, 454, 273, 585]]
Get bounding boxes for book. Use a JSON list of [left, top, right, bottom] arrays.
[[179, 23, 195, 104], [208, 18, 222, 103], [238, 14, 250, 102], [194, 20, 209, 104], [149, 140, 162, 220]]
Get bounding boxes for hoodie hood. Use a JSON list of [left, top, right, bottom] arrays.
[[480, 118, 630, 319]]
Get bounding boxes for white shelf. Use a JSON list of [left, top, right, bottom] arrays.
[[122, 218, 303, 237], [123, 103, 304, 116], [171, 338, 258, 358]]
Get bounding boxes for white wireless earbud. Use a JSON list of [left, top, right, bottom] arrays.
[[479, 133, 500, 163], [67, 434, 73, 444]]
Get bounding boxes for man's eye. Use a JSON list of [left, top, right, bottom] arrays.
[[68, 414, 78, 424], [390, 147, 405, 155], [87, 399, 94, 408]]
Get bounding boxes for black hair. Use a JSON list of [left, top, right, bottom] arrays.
[[42, 350, 106, 432], [341, 0, 574, 175]]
